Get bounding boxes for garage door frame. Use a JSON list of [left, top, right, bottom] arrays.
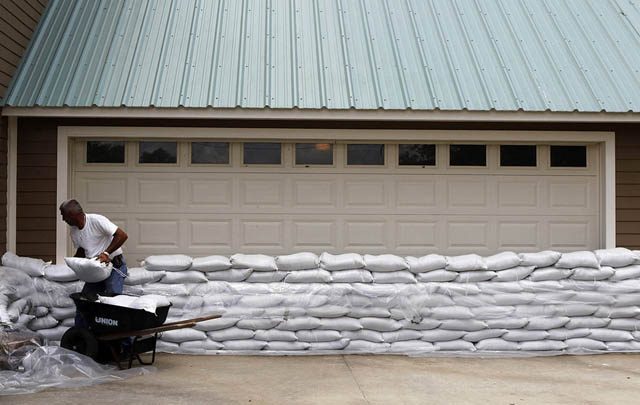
[[56, 126, 616, 264]]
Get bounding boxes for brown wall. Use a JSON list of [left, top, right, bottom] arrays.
[[13, 118, 640, 261], [616, 131, 640, 250], [0, 0, 47, 100], [0, 116, 7, 256]]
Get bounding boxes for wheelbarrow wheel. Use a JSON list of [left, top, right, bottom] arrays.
[[61, 327, 99, 360]]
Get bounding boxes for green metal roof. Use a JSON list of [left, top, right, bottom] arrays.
[[3, 0, 640, 112]]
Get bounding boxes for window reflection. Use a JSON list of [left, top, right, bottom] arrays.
[[347, 144, 384, 165], [192, 142, 229, 164], [139, 142, 177, 163], [243, 142, 281, 164], [399, 144, 435, 166], [449, 144, 486, 166], [87, 141, 125, 163], [296, 143, 333, 165]]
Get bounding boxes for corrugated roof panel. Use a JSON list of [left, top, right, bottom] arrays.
[[4, 0, 640, 112]]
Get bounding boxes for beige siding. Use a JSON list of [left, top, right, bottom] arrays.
[[0, 0, 47, 100], [616, 132, 640, 250], [16, 119, 56, 262]]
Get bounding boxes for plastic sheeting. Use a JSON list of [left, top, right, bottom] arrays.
[[3, 249, 640, 357]]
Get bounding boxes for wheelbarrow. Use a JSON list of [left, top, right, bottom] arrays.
[[61, 292, 220, 369]]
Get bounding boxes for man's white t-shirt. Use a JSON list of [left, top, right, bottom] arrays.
[[70, 214, 123, 259]]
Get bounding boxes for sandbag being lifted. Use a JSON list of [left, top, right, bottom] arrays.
[[64, 257, 113, 283]]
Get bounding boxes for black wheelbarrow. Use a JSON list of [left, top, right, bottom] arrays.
[[61, 292, 220, 369]]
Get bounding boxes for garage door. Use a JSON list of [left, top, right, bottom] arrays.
[[71, 139, 601, 264]]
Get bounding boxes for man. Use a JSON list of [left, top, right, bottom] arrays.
[[59, 199, 129, 318]]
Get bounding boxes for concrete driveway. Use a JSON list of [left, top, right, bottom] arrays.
[[8, 353, 640, 404]]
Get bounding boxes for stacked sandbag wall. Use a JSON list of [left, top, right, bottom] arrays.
[[3, 249, 640, 355]]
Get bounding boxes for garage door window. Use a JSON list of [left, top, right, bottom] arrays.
[[449, 144, 486, 166], [243, 142, 281, 165], [191, 142, 229, 164], [296, 143, 333, 165], [139, 142, 177, 164], [347, 144, 385, 165], [399, 144, 436, 166], [550, 145, 587, 167], [86, 141, 125, 163], [500, 145, 537, 167]]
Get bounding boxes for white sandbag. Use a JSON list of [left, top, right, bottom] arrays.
[[520, 340, 567, 351], [528, 267, 573, 281], [597, 280, 640, 294], [44, 265, 78, 282], [381, 329, 424, 342], [610, 265, 640, 281], [547, 328, 591, 340], [502, 330, 550, 342], [343, 330, 384, 343], [254, 329, 297, 342], [565, 317, 610, 329], [430, 306, 474, 320], [359, 317, 401, 332], [436, 283, 481, 296], [484, 252, 521, 271], [207, 327, 255, 341], [455, 271, 496, 283], [420, 329, 466, 342], [475, 338, 519, 351], [202, 293, 240, 307], [372, 271, 416, 284], [296, 330, 342, 342], [451, 294, 496, 307], [439, 319, 488, 331], [191, 256, 232, 272], [307, 306, 350, 318], [194, 317, 240, 331], [389, 340, 435, 353], [144, 254, 193, 271], [445, 254, 487, 272], [236, 318, 283, 330], [608, 319, 640, 331], [28, 315, 58, 331], [594, 306, 640, 318], [263, 307, 305, 318], [572, 292, 616, 306], [462, 329, 507, 342], [7, 298, 30, 322], [406, 254, 447, 273], [531, 291, 576, 305], [554, 304, 598, 317], [222, 340, 267, 351], [435, 340, 476, 352], [276, 317, 322, 331], [318, 317, 363, 331], [27, 292, 73, 308], [31, 306, 49, 317], [161, 328, 208, 343], [319, 253, 365, 271], [160, 270, 208, 284], [477, 281, 524, 294], [275, 252, 319, 271], [556, 251, 599, 269], [36, 325, 69, 341], [266, 341, 311, 351], [470, 306, 516, 320], [363, 254, 408, 272], [179, 341, 206, 354], [284, 269, 331, 283], [493, 266, 535, 282], [2, 252, 49, 277], [60, 318, 75, 327], [514, 305, 557, 318], [309, 339, 350, 351], [231, 254, 277, 271], [571, 266, 615, 281], [130, 295, 171, 313], [63, 257, 113, 283], [344, 340, 390, 352], [124, 267, 165, 285], [245, 271, 287, 283], [524, 317, 571, 330], [400, 319, 441, 331], [595, 248, 636, 268], [168, 296, 203, 309], [15, 314, 35, 327], [588, 329, 633, 342], [348, 307, 391, 318], [238, 295, 284, 308], [416, 270, 458, 282], [519, 251, 561, 268], [331, 269, 373, 283], [281, 294, 328, 308], [156, 341, 180, 352], [606, 341, 640, 351], [207, 268, 252, 282]]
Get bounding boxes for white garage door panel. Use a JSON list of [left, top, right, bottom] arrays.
[[72, 141, 601, 261]]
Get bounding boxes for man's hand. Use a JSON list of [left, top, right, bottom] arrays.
[[97, 252, 112, 264]]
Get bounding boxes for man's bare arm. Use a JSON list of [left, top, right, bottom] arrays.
[[97, 228, 128, 263]]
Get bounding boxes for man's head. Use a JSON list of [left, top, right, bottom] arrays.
[[59, 199, 85, 227]]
